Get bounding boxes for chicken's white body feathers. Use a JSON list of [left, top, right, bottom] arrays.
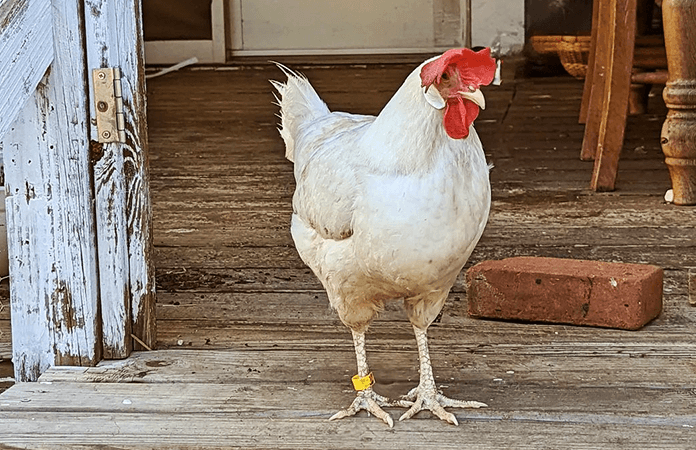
[[274, 64, 491, 331]]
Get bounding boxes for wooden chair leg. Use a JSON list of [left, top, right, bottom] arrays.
[[661, 0, 696, 205], [579, 0, 601, 125], [581, 0, 615, 161], [588, 0, 637, 191]]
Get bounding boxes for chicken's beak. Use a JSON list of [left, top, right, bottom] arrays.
[[459, 88, 486, 110]]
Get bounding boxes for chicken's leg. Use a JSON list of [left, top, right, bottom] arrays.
[[399, 325, 487, 425], [329, 329, 408, 427]]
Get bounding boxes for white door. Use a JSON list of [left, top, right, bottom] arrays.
[[0, 0, 155, 382], [229, 0, 470, 55]]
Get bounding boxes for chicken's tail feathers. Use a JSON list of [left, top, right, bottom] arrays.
[[271, 63, 330, 163]]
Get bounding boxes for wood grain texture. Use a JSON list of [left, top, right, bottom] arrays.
[[122, 0, 157, 353], [84, 1, 132, 359], [1, 0, 101, 381], [590, 0, 637, 191], [1, 352, 694, 448], [1, 412, 692, 449], [84, 0, 156, 357], [0, 0, 52, 141], [660, 0, 696, 204], [580, 0, 612, 162]]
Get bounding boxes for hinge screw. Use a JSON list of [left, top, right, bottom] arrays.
[[97, 101, 108, 112], [97, 71, 106, 80], [101, 130, 111, 139]]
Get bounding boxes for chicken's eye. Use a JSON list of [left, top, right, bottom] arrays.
[[441, 72, 449, 81]]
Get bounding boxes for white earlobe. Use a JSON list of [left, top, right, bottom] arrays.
[[423, 85, 446, 110]]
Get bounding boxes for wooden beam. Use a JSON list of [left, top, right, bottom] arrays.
[[0, 0, 53, 140], [1, 0, 101, 381], [83, 0, 156, 356]]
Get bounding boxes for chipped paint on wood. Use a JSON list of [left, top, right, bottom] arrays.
[[0, 0, 52, 141], [2, 0, 102, 381], [84, 0, 156, 357]]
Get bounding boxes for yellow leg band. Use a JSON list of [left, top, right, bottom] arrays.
[[351, 372, 375, 391]]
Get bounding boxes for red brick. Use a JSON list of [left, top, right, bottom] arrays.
[[466, 257, 663, 330]]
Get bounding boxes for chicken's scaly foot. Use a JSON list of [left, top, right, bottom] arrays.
[[398, 386, 487, 425], [329, 387, 407, 427], [330, 329, 413, 427], [399, 325, 487, 425]]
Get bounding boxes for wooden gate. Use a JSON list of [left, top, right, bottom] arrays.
[[0, 0, 155, 382]]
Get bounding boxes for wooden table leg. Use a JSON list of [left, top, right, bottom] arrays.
[[661, 0, 696, 205]]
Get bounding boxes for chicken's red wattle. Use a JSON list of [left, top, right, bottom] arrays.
[[443, 97, 480, 139]]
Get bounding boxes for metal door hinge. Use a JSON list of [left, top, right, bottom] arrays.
[[92, 67, 126, 143]]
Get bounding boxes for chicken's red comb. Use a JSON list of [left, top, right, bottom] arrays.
[[420, 48, 497, 88]]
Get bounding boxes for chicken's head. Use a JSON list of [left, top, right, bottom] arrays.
[[420, 48, 497, 139]]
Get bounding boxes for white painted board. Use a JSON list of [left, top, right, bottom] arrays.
[[2, 0, 102, 381], [0, 0, 53, 141]]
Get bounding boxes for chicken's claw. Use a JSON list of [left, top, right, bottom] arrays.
[[398, 387, 487, 425], [329, 388, 409, 427]]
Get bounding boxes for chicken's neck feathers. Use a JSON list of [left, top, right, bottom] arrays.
[[358, 69, 465, 174]]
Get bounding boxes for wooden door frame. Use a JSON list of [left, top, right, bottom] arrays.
[[0, 0, 155, 382], [84, 0, 156, 359]]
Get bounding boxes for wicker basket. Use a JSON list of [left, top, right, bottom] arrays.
[[529, 35, 563, 55], [530, 35, 592, 79], [557, 35, 592, 79]]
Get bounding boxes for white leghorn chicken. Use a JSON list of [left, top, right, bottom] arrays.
[[272, 48, 497, 427]]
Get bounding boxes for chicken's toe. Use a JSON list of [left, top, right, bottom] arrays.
[[398, 390, 486, 425], [329, 388, 403, 427]]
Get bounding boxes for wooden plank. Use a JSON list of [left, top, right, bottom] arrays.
[[152, 282, 695, 345], [3, 381, 695, 419], [149, 195, 693, 229], [1, 0, 101, 382], [151, 264, 691, 295], [0, 411, 693, 449], [0, 0, 52, 140], [83, 2, 131, 359], [84, 0, 156, 356], [38, 348, 696, 388], [153, 244, 695, 271], [1, 376, 694, 448], [151, 269, 690, 324], [151, 227, 693, 259]]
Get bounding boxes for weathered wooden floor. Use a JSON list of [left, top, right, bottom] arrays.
[[1, 60, 696, 448]]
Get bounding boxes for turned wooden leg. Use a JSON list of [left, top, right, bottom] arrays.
[[661, 0, 696, 205]]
